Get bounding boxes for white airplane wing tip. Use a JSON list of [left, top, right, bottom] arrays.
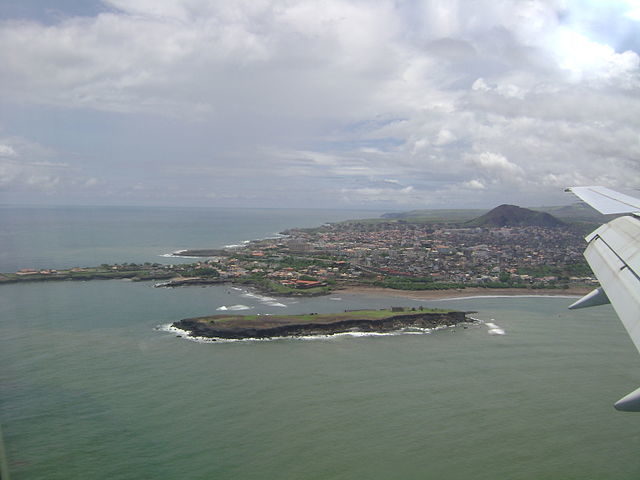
[[567, 185, 640, 215]]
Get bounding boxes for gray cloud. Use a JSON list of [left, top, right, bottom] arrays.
[[0, 0, 638, 208]]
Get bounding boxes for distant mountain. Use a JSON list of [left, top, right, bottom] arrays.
[[531, 203, 607, 222], [376, 203, 601, 226], [380, 208, 487, 223], [466, 204, 565, 228]]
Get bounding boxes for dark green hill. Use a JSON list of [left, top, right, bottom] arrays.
[[466, 204, 565, 227]]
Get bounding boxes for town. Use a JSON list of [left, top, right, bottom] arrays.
[[203, 218, 594, 293], [1, 205, 597, 296]]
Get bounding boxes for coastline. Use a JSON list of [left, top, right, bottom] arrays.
[[335, 285, 592, 300]]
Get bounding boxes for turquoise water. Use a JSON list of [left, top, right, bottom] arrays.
[[1, 207, 640, 479]]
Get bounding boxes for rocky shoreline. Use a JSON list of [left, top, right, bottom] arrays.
[[172, 310, 471, 340]]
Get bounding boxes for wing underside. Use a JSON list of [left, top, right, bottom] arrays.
[[582, 216, 640, 353], [567, 186, 640, 411]]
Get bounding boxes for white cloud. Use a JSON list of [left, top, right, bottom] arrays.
[[434, 128, 456, 146], [550, 28, 640, 86], [0, 0, 638, 207], [472, 78, 490, 92], [466, 152, 523, 176], [25, 175, 61, 189], [463, 179, 486, 190], [0, 137, 102, 194], [340, 185, 421, 206], [0, 157, 72, 191], [31, 161, 70, 168], [0, 144, 17, 157], [626, 5, 640, 20], [0, 161, 18, 186]]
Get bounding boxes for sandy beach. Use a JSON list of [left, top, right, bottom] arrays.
[[337, 285, 592, 301]]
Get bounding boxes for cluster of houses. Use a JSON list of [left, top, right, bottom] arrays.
[[11, 220, 595, 290], [258, 222, 594, 287]]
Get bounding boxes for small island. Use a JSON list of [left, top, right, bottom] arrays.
[[172, 307, 471, 340]]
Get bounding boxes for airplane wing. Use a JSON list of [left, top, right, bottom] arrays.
[[566, 186, 640, 214], [566, 186, 640, 411]]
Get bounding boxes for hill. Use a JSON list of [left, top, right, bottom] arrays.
[[466, 204, 565, 227], [354, 202, 602, 227]]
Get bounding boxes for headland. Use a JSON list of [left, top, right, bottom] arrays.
[[0, 203, 598, 300]]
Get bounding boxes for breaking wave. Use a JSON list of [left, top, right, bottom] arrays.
[[485, 321, 506, 335], [160, 249, 201, 259], [157, 323, 460, 344], [241, 291, 287, 308], [216, 304, 252, 311]]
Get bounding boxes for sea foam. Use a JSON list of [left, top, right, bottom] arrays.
[[159, 322, 461, 344], [160, 249, 202, 259], [485, 321, 506, 335], [242, 291, 287, 308], [217, 304, 252, 311]]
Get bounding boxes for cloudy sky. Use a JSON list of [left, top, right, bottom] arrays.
[[0, 0, 639, 209]]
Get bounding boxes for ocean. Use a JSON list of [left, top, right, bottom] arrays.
[[1, 206, 639, 479]]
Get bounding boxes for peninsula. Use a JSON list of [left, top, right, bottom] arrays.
[[1, 203, 598, 298], [172, 307, 470, 340]]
